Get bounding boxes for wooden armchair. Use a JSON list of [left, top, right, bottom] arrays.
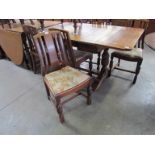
[[48, 28, 93, 76], [33, 31, 92, 123], [22, 25, 40, 73]]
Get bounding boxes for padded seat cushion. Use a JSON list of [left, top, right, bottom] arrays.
[[44, 66, 90, 95], [113, 48, 143, 59]]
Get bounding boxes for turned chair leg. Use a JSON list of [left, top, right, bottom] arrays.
[[108, 56, 114, 77], [44, 82, 51, 100], [24, 53, 30, 70], [142, 35, 145, 49], [138, 39, 141, 48], [89, 58, 93, 76], [118, 58, 121, 66], [97, 53, 101, 71], [87, 85, 92, 105], [56, 99, 65, 123], [32, 55, 37, 74], [133, 60, 142, 84]]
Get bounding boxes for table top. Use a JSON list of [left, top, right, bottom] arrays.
[[0, 29, 23, 65], [53, 22, 144, 50], [145, 32, 155, 51]]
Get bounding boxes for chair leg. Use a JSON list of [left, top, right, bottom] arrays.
[[108, 56, 114, 77], [138, 39, 141, 48], [44, 82, 51, 100], [56, 99, 65, 123], [142, 35, 145, 49], [87, 85, 92, 105], [32, 54, 37, 74], [89, 58, 92, 76], [97, 53, 101, 71], [24, 53, 30, 70], [133, 60, 142, 84], [118, 58, 121, 66]]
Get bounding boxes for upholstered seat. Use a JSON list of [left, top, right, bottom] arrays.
[[109, 48, 143, 84], [112, 48, 143, 59], [44, 66, 90, 95]]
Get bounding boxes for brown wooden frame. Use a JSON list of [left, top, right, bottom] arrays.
[[22, 25, 40, 73], [108, 50, 143, 84], [33, 31, 92, 123]]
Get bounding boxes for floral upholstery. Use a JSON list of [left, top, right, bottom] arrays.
[[114, 48, 143, 58], [44, 66, 90, 95]]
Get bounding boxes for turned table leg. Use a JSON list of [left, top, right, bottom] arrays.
[[92, 48, 109, 91]]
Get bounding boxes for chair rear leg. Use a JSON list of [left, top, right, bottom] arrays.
[[138, 39, 141, 48], [24, 53, 30, 70], [142, 35, 145, 49], [133, 60, 142, 84], [118, 58, 121, 66], [89, 58, 93, 76], [108, 56, 114, 77], [87, 85, 92, 105], [97, 53, 101, 71], [32, 54, 37, 74]]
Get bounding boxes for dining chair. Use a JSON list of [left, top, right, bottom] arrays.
[[33, 31, 92, 123], [22, 25, 40, 73], [48, 28, 93, 76], [108, 48, 143, 84], [131, 19, 149, 49], [110, 19, 132, 27]]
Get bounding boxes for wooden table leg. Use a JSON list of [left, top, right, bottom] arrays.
[[92, 48, 109, 91]]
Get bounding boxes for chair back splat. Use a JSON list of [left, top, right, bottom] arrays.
[[49, 29, 76, 67]]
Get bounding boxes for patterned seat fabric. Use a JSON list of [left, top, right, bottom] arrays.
[[113, 48, 143, 59], [44, 66, 90, 95]]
